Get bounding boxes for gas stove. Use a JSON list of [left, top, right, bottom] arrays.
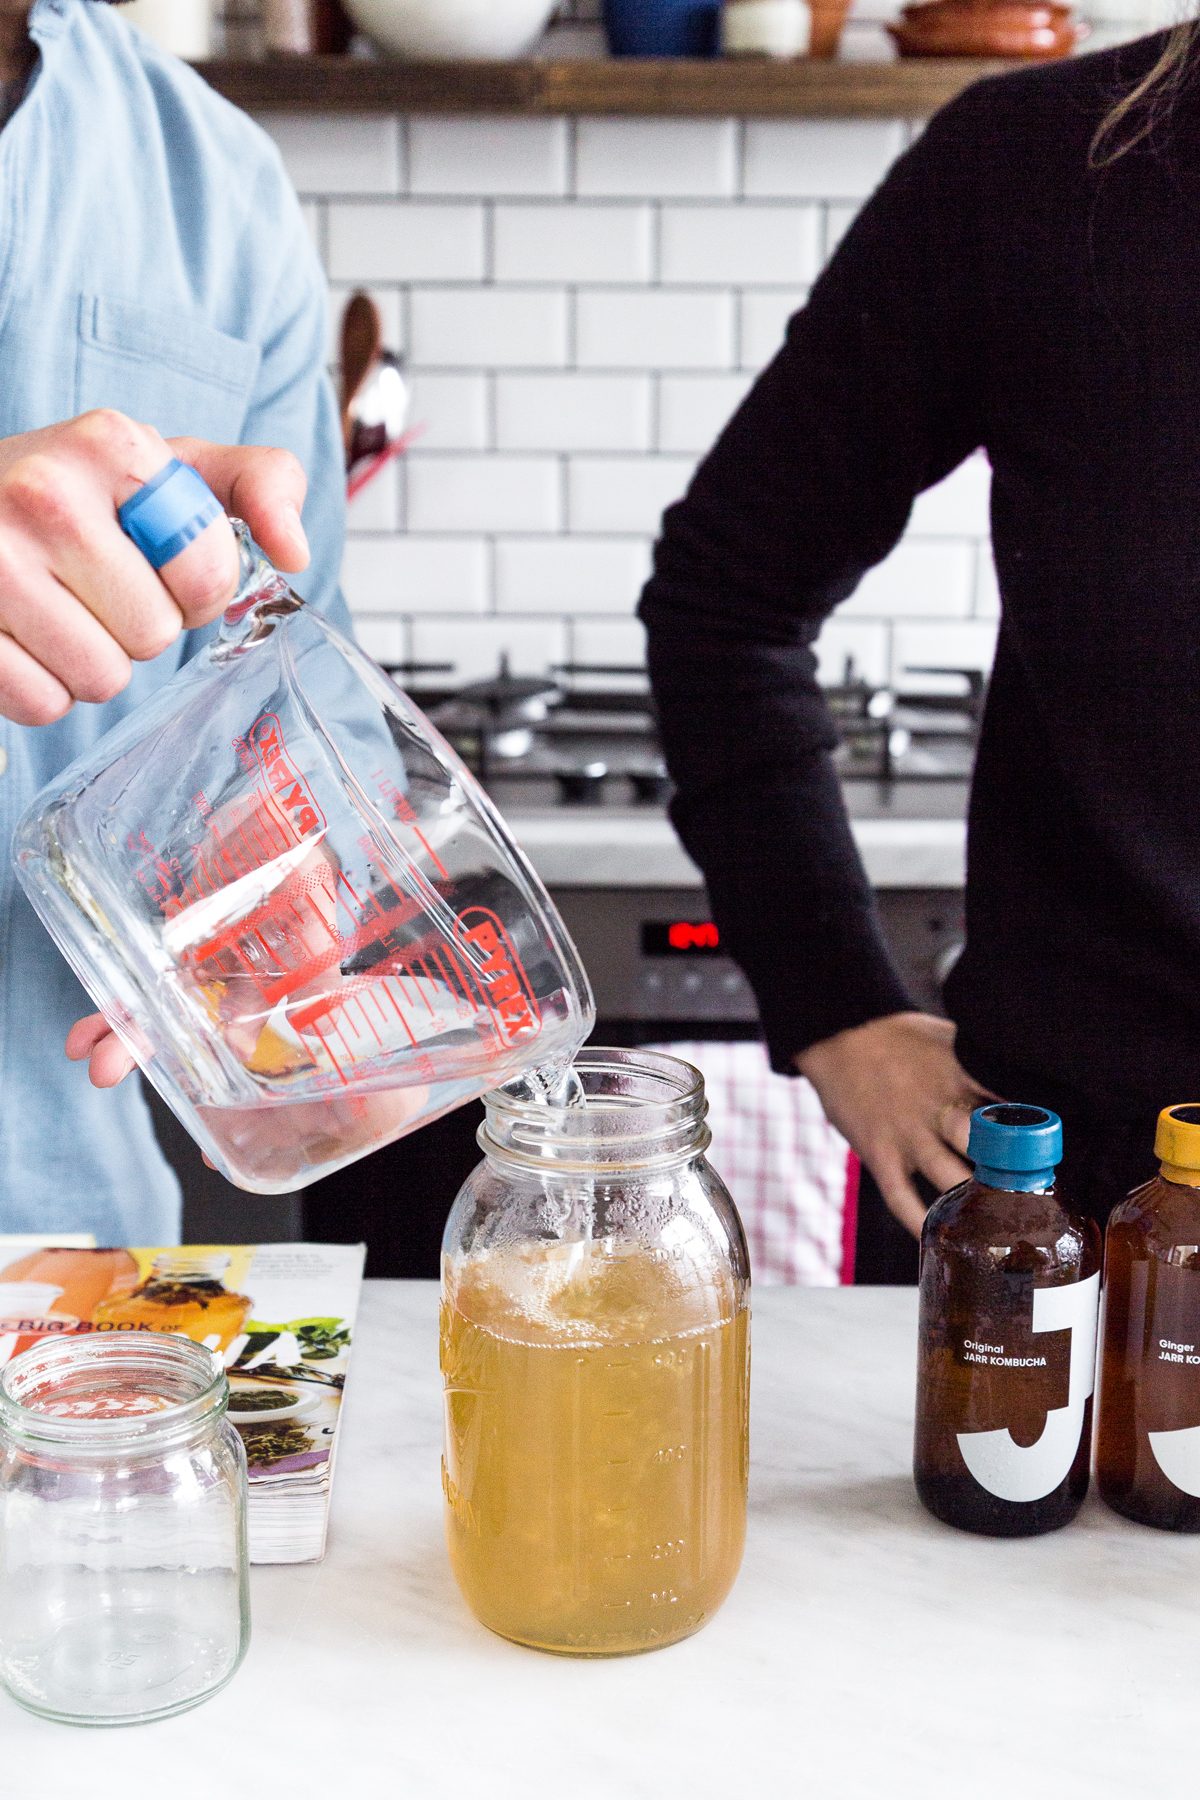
[[384, 654, 981, 823]]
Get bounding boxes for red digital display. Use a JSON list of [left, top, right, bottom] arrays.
[[642, 921, 722, 957]]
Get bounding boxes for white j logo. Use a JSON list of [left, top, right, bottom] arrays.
[[956, 1272, 1099, 1503]]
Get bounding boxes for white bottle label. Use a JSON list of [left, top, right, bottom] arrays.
[[1147, 1425, 1200, 1495], [956, 1272, 1100, 1503]]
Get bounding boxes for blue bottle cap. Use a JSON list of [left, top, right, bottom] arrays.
[[117, 458, 222, 569], [967, 1102, 1063, 1192]]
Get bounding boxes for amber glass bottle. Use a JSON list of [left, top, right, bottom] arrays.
[[914, 1103, 1101, 1537], [1096, 1105, 1200, 1530]]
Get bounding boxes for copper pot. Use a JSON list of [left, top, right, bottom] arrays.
[[887, 0, 1083, 58]]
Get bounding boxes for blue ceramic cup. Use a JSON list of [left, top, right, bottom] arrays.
[[602, 0, 720, 56]]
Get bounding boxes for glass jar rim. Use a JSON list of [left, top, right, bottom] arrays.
[[0, 1332, 227, 1452], [483, 1045, 710, 1173]]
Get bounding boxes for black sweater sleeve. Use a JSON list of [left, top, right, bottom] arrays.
[[638, 98, 988, 1073]]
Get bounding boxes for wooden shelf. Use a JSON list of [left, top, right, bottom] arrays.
[[193, 54, 1017, 119]]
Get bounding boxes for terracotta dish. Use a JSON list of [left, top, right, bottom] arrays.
[[887, 0, 1083, 58], [809, 0, 851, 56]]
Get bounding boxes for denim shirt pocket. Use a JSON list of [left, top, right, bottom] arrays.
[[76, 295, 261, 444]]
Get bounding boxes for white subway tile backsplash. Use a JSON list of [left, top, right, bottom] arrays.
[[495, 536, 653, 613], [343, 534, 490, 613], [409, 117, 569, 196], [743, 120, 906, 200], [495, 373, 651, 451], [301, 199, 323, 256], [909, 456, 992, 539], [258, 112, 403, 196], [346, 462, 401, 533], [406, 373, 490, 450], [825, 201, 860, 260], [739, 289, 804, 369], [893, 619, 998, 682], [568, 456, 694, 533], [411, 615, 567, 681], [350, 615, 406, 666], [577, 290, 735, 370], [842, 541, 975, 619], [657, 373, 752, 453], [813, 619, 891, 688], [278, 104, 994, 684], [575, 119, 739, 198], [341, 537, 407, 613], [975, 551, 1001, 620], [406, 454, 562, 533], [328, 202, 485, 283], [660, 204, 821, 286], [570, 616, 648, 670], [410, 288, 569, 368], [493, 203, 654, 284]]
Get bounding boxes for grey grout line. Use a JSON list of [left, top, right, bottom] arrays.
[[482, 200, 495, 284], [566, 116, 579, 198], [484, 371, 498, 453]]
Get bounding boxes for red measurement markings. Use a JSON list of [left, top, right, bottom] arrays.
[[381, 978, 418, 1048], [433, 945, 474, 1018], [301, 891, 338, 946], [412, 826, 448, 881], [409, 957, 439, 1019], [303, 1016, 350, 1086]]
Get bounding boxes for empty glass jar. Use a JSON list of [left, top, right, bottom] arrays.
[[441, 1047, 751, 1656], [0, 1332, 249, 1725]]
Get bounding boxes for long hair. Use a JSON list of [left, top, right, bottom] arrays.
[[1091, 20, 1199, 165]]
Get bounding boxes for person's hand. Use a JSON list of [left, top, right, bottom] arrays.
[[0, 409, 310, 726], [65, 1012, 137, 1088], [796, 1012, 996, 1236]]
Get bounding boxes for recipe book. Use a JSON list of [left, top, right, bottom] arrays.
[[0, 1238, 366, 1565]]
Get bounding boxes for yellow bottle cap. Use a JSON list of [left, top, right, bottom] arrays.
[[1155, 1104, 1200, 1185]]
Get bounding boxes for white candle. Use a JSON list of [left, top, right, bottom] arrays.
[[121, 0, 214, 61], [722, 0, 810, 56]]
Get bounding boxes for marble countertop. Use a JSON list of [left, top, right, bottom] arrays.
[[7, 1285, 1193, 1798], [511, 811, 966, 891]]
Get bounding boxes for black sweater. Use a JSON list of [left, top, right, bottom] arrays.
[[639, 34, 1200, 1118]]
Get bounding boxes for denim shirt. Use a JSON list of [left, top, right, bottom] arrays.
[[0, 0, 349, 1240]]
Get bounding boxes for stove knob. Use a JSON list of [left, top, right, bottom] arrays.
[[555, 762, 609, 806], [629, 767, 672, 806]]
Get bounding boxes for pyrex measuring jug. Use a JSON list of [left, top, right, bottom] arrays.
[[13, 463, 594, 1192]]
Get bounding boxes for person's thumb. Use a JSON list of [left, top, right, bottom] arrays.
[[168, 438, 310, 573]]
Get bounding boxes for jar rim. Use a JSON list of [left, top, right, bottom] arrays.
[[0, 1332, 227, 1451], [483, 1046, 710, 1173]]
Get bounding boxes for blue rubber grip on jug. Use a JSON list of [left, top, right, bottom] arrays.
[[117, 459, 222, 569], [967, 1102, 1063, 1192]]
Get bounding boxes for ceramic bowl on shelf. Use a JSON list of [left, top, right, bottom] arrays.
[[887, 0, 1083, 57], [342, 0, 556, 58]]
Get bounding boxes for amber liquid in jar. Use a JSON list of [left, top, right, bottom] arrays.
[[441, 1239, 749, 1656], [914, 1106, 1101, 1537], [1097, 1153, 1200, 1530], [93, 1253, 252, 1354]]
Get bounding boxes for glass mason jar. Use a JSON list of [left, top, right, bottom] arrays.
[[0, 1333, 249, 1725], [440, 1047, 751, 1656]]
